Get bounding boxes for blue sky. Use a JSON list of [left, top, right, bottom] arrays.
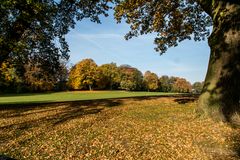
[[66, 12, 210, 84]]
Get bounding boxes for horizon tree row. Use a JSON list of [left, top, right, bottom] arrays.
[[0, 56, 68, 93], [68, 58, 203, 93], [0, 58, 203, 93]]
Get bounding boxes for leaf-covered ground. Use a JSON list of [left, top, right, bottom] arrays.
[[0, 96, 239, 159]]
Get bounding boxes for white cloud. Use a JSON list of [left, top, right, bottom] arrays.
[[69, 32, 123, 39]]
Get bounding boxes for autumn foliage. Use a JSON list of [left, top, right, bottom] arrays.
[[0, 58, 200, 93], [67, 59, 197, 93], [68, 59, 100, 90]]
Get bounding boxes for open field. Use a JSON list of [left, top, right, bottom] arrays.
[[0, 91, 177, 105], [0, 96, 239, 159]]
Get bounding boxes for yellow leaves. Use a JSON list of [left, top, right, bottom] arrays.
[[26, 0, 32, 5], [68, 59, 99, 90], [0, 61, 19, 84], [144, 71, 159, 91]]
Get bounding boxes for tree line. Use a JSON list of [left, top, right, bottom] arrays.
[[68, 58, 204, 93], [0, 58, 203, 93]]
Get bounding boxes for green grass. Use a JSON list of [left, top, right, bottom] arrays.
[[0, 96, 239, 159], [0, 91, 177, 105]]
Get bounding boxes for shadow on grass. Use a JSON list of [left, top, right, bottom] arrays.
[[0, 99, 125, 147], [0, 99, 123, 128], [174, 97, 197, 104], [0, 95, 196, 131], [230, 131, 240, 158], [0, 155, 16, 160], [0, 94, 199, 120], [109, 94, 198, 103]]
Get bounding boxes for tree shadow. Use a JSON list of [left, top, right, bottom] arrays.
[[0, 155, 16, 160], [229, 130, 240, 158], [0, 98, 125, 146], [0, 99, 123, 124], [119, 94, 197, 102], [174, 97, 197, 104], [0, 95, 191, 133]]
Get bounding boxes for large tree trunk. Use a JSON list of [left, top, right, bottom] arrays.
[[198, 1, 240, 125]]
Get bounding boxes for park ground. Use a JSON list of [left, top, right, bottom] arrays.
[[0, 91, 240, 159]]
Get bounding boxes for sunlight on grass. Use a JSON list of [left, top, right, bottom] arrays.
[[0, 91, 176, 105]]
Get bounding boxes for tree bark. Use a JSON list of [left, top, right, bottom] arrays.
[[89, 85, 92, 91], [198, 1, 240, 125]]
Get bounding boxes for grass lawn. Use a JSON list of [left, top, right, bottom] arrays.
[[0, 91, 177, 105], [0, 96, 239, 159]]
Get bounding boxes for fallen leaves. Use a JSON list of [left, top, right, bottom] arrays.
[[0, 97, 239, 159]]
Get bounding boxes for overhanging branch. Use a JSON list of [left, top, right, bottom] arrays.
[[196, 0, 213, 16]]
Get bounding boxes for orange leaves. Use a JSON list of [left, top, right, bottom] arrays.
[[0, 61, 20, 85], [172, 77, 192, 93], [143, 71, 159, 91]]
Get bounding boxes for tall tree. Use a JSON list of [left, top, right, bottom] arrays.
[[98, 63, 121, 90], [114, 0, 240, 123], [159, 76, 172, 92], [192, 81, 204, 94], [24, 61, 55, 92], [143, 71, 159, 91], [172, 77, 192, 93], [68, 59, 100, 90], [119, 65, 143, 91], [23, 57, 69, 92]]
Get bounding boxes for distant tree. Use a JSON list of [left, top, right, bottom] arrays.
[[24, 61, 55, 92], [119, 65, 143, 91], [0, 61, 22, 92], [143, 71, 159, 91], [159, 76, 192, 93], [159, 76, 172, 92], [98, 63, 121, 90], [68, 59, 99, 90], [192, 82, 204, 94], [172, 78, 192, 93], [54, 62, 69, 91], [22, 54, 69, 92]]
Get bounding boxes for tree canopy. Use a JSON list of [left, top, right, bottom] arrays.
[[68, 58, 100, 90], [0, 0, 110, 66], [119, 65, 143, 91], [114, 0, 212, 53], [143, 71, 159, 91], [98, 63, 121, 90]]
